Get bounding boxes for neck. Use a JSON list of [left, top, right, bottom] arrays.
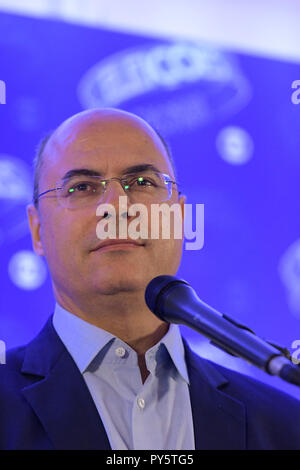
[[54, 286, 169, 355]]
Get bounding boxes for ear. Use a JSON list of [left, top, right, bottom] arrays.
[[26, 204, 45, 256]]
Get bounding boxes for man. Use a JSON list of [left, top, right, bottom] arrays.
[[0, 108, 300, 450]]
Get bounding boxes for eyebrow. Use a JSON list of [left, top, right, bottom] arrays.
[[61, 164, 163, 181]]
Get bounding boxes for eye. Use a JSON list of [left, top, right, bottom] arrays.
[[133, 176, 156, 187], [67, 181, 98, 195]]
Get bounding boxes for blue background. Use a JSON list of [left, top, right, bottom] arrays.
[[0, 11, 300, 397]]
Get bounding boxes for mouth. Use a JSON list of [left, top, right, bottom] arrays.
[[91, 239, 145, 253]]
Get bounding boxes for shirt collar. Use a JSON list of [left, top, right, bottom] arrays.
[[53, 302, 190, 384], [53, 303, 115, 373], [152, 322, 190, 384]]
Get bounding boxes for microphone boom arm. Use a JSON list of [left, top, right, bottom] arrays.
[[145, 276, 300, 387]]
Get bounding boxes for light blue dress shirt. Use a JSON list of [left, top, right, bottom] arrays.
[[53, 303, 195, 450]]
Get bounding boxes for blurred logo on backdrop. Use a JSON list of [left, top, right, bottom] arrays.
[[78, 42, 252, 136], [216, 126, 254, 165], [279, 239, 300, 317], [8, 250, 47, 290], [0, 154, 32, 246], [0, 156, 47, 290]]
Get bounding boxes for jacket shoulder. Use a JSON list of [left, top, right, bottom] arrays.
[[187, 346, 300, 448], [188, 346, 300, 407]]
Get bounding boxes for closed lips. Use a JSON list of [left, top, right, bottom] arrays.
[[91, 240, 145, 251]]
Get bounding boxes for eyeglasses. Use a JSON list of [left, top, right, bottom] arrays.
[[36, 171, 179, 209]]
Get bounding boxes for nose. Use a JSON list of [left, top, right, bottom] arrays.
[[98, 179, 129, 220], [100, 179, 126, 205]]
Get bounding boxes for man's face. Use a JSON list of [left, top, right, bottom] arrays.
[[28, 110, 185, 302]]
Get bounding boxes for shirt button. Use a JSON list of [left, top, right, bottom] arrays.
[[115, 347, 126, 358], [137, 397, 145, 409]]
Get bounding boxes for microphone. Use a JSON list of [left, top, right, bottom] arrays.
[[145, 275, 300, 387]]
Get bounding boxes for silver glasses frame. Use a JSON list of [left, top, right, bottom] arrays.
[[36, 172, 180, 207]]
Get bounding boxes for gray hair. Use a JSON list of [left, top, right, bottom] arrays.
[[33, 132, 53, 207]]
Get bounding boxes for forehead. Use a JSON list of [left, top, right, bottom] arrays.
[[41, 113, 174, 185]]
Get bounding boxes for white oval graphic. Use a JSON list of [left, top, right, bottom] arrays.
[[216, 126, 254, 165], [8, 250, 47, 290]]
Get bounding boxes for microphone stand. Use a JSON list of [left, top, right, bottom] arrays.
[[210, 313, 300, 385]]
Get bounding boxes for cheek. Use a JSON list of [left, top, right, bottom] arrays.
[[132, 202, 184, 272], [148, 237, 183, 275], [39, 209, 89, 264]]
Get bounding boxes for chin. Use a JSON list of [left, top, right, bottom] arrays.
[[92, 273, 147, 295]]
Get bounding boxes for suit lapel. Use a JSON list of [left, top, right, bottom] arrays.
[[21, 316, 111, 450], [184, 343, 246, 450]]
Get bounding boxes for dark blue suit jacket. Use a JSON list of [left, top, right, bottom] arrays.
[[1, 316, 300, 450]]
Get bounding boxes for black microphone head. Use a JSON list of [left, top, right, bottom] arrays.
[[145, 275, 190, 317]]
